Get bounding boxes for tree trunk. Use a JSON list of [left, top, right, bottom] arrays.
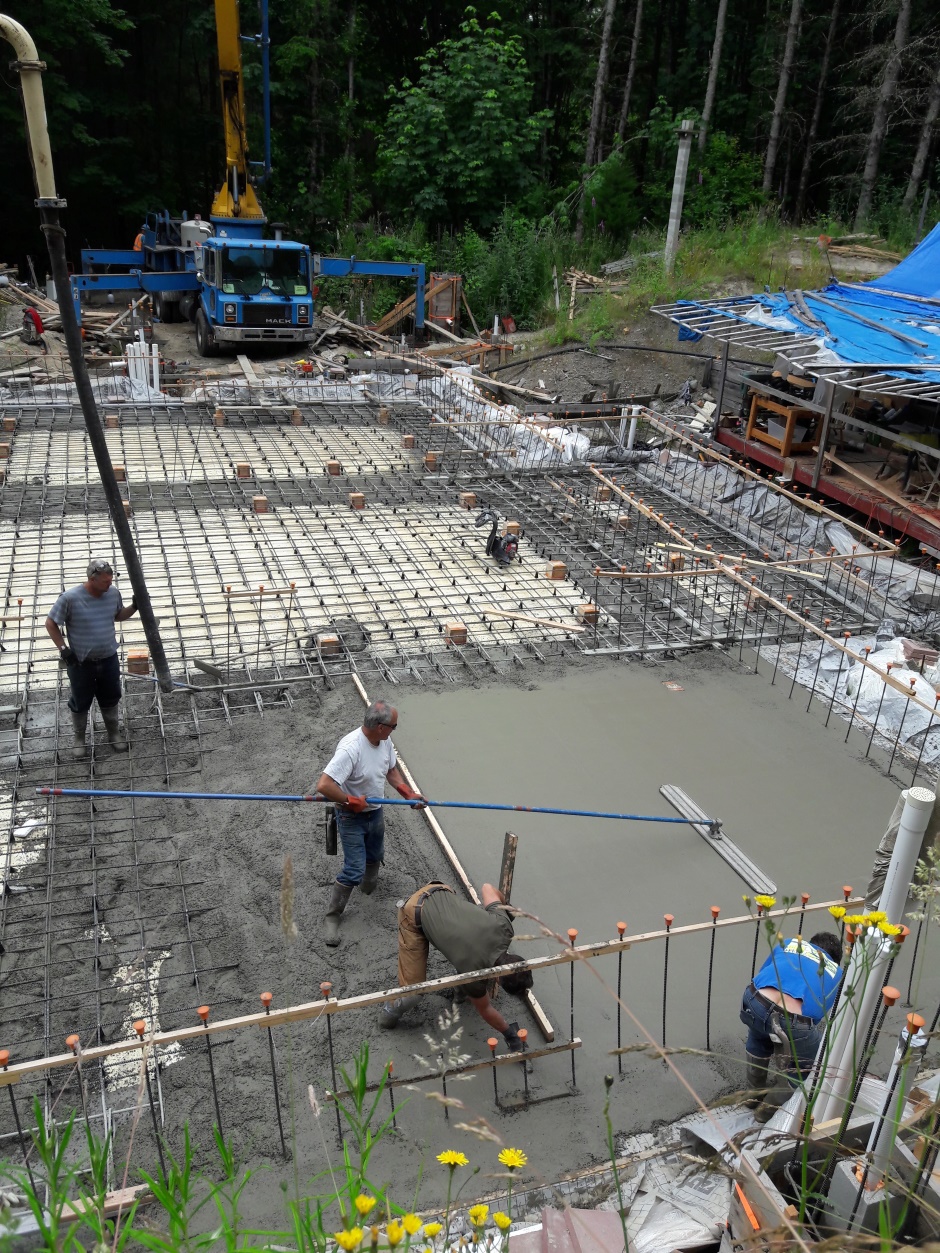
[[614, 0, 644, 145], [902, 62, 940, 212], [793, 0, 840, 223], [698, 0, 729, 152], [575, 0, 618, 242], [345, 0, 356, 214], [761, 0, 803, 200], [854, 0, 913, 227]]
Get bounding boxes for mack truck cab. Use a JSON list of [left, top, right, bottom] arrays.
[[188, 235, 313, 355]]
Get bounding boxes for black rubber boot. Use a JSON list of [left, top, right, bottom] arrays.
[[744, 1051, 771, 1109], [755, 1083, 792, 1123], [379, 996, 417, 1029], [324, 882, 353, 947], [360, 862, 381, 896], [70, 709, 88, 760], [101, 705, 128, 752]]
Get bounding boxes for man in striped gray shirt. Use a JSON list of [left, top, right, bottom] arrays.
[[45, 558, 139, 759]]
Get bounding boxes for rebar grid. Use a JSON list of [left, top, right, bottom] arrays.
[[0, 382, 919, 1191]]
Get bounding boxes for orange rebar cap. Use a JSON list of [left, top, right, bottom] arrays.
[[710, 906, 720, 919], [801, 893, 810, 905], [197, 1005, 210, 1022], [567, 928, 578, 944], [133, 1020, 146, 1038], [882, 987, 900, 1006], [616, 921, 627, 936], [320, 981, 332, 996], [843, 885, 853, 900], [907, 1013, 925, 1032], [66, 1034, 80, 1052], [664, 914, 674, 927], [0, 1050, 8, 1067], [487, 1038, 498, 1053], [260, 992, 273, 1008], [518, 1029, 528, 1044]]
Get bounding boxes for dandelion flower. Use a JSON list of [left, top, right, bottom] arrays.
[[355, 1196, 378, 1217], [386, 1222, 404, 1247], [878, 921, 902, 937], [828, 906, 846, 920], [755, 895, 776, 910], [493, 1214, 512, 1231], [497, 1148, 528, 1170], [423, 1224, 443, 1239], [844, 914, 865, 926], [403, 1215, 422, 1236], [437, 1150, 469, 1168], [868, 911, 887, 923], [335, 1229, 364, 1251], [468, 1205, 489, 1227]]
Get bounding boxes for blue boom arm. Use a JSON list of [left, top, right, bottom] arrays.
[[314, 256, 426, 329]]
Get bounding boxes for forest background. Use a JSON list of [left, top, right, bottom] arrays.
[[1, 0, 938, 330]]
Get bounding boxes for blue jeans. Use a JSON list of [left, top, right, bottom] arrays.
[[740, 984, 822, 1082], [335, 808, 385, 887], [66, 653, 122, 714]]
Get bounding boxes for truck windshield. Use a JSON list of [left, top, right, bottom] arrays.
[[220, 248, 309, 297]]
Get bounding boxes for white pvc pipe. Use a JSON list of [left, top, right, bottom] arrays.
[[627, 416, 639, 450], [877, 785, 935, 923], [0, 15, 58, 202], [865, 1017, 928, 1189], [817, 785, 935, 1123]]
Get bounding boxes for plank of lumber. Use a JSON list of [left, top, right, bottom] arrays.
[[372, 277, 452, 335], [481, 606, 586, 633], [237, 354, 259, 383], [819, 448, 922, 512]]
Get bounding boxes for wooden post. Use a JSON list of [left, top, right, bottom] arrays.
[[489, 833, 518, 1000], [568, 276, 578, 322]]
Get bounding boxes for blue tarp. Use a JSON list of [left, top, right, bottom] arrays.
[[865, 223, 940, 301], [672, 226, 940, 381]]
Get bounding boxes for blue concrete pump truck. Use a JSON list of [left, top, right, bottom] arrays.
[[71, 0, 425, 357]]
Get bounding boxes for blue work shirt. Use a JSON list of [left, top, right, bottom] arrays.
[[754, 937, 842, 1021]]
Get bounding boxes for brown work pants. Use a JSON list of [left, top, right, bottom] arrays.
[[397, 883, 454, 988]]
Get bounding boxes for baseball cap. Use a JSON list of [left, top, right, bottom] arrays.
[[87, 558, 114, 577]]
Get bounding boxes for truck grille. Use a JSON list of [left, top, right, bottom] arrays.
[[242, 303, 292, 327]]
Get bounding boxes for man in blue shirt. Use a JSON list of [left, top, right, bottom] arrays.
[[45, 558, 139, 759], [740, 931, 843, 1122]]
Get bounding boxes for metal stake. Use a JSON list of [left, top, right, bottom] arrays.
[[488, 1037, 500, 1105], [806, 619, 831, 713], [518, 1029, 530, 1105], [197, 1006, 224, 1134], [1, 1051, 39, 1195], [387, 1061, 397, 1129], [662, 914, 673, 1051], [824, 633, 850, 727], [321, 982, 342, 1142], [133, 1021, 168, 1178], [866, 663, 893, 758], [798, 892, 809, 935], [846, 647, 870, 744], [568, 927, 578, 1087], [705, 906, 719, 1052], [905, 918, 925, 1006], [260, 993, 287, 1157], [616, 921, 626, 1075]]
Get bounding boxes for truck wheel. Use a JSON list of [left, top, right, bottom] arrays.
[[154, 292, 177, 323], [195, 309, 218, 357]]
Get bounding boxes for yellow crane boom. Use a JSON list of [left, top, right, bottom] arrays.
[[210, 0, 265, 221]]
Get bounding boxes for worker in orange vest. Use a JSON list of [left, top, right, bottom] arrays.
[[133, 227, 145, 251]]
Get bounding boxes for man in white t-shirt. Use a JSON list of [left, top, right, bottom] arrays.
[[315, 700, 424, 946]]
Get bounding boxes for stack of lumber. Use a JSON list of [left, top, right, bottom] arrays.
[[0, 280, 149, 344]]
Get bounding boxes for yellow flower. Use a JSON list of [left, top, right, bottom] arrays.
[[868, 911, 887, 924], [843, 915, 865, 926], [423, 1224, 443, 1239], [387, 1222, 404, 1248], [355, 1196, 378, 1217], [493, 1214, 512, 1231], [403, 1215, 422, 1236], [468, 1205, 489, 1228], [878, 920, 902, 937], [828, 906, 846, 920], [437, 1150, 469, 1168], [497, 1148, 528, 1170], [335, 1230, 364, 1251], [754, 895, 776, 910]]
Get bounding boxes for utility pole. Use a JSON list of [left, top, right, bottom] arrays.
[[0, 13, 173, 692], [664, 119, 695, 277]]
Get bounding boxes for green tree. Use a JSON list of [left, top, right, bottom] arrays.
[[378, 7, 551, 228]]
